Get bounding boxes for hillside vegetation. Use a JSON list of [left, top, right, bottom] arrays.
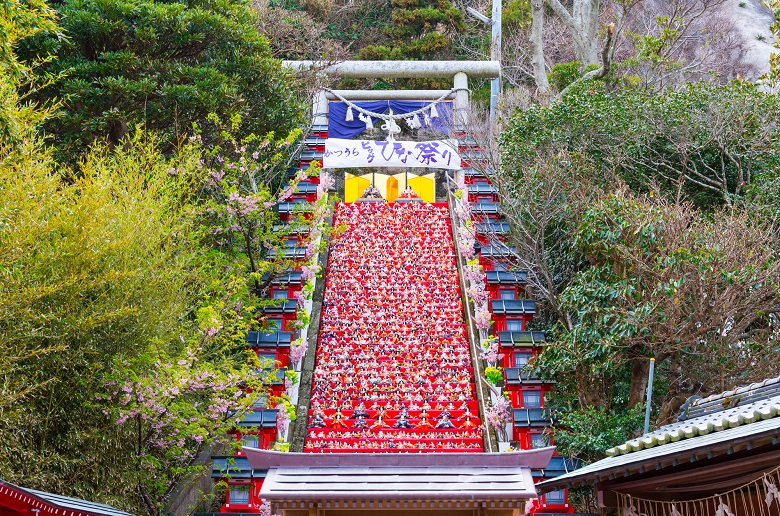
[[2, 0, 780, 513]]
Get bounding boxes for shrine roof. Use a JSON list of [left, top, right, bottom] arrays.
[[467, 183, 497, 194], [273, 224, 309, 235], [260, 466, 536, 501], [245, 448, 555, 503], [277, 201, 313, 214], [505, 368, 556, 386], [537, 376, 780, 492], [475, 245, 517, 258], [279, 247, 306, 260], [606, 376, 780, 458], [498, 331, 546, 346], [260, 299, 297, 314], [491, 299, 536, 315], [244, 447, 555, 470], [475, 222, 510, 234], [212, 456, 266, 479], [0, 480, 132, 516], [294, 182, 318, 194], [246, 330, 292, 347], [471, 202, 501, 213], [235, 408, 279, 428], [485, 270, 527, 284], [260, 269, 304, 284], [478, 244, 516, 257]]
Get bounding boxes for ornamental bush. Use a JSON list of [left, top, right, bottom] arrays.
[[484, 366, 504, 386]]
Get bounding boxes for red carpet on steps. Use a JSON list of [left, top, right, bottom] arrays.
[[304, 202, 484, 453]]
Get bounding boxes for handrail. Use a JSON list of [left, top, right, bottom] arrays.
[[446, 171, 495, 454]]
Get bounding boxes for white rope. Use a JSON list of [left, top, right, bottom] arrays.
[[324, 87, 469, 122], [616, 464, 780, 516]]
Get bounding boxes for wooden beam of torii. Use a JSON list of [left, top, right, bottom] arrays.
[[283, 60, 501, 78], [283, 60, 501, 128]]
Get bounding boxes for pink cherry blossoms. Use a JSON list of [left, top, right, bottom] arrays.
[[301, 263, 321, 282], [317, 171, 334, 199], [480, 336, 501, 366], [453, 184, 491, 333], [276, 403, 291, 435], [289, 338, 307, 365], [474, 306, 492, 331], [485, 395, 512, 441]]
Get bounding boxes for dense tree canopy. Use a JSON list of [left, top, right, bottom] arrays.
[[0, 0, 60, 147], [19, 0, 304, 164], [496, 80, 780, 485], [0, 126, 318, 513], [502, 82, 780, 209]]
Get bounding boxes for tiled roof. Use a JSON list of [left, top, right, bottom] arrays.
[[505, 367, 556, 386], [606, 376, 780, 457], [236, 408, 279, 428], [246, 330, 292, 347], [536, 376, 780, 492], [0, 480, 133, 516], [212, 456, 257, 479], [537, 416, 780, 491], [533, 456, 582, 478], [478, 244, 517, 257], [491, 299, 536, 315], [498, 331, 546, 346], [260, 466, 537, 502], [468, 183, 498, 195]]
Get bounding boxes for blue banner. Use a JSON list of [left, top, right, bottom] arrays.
[[327, 101, 453, 139]]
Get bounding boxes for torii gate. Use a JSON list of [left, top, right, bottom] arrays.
[[283, 60, 501, 130], [283, 60, 500, 202]]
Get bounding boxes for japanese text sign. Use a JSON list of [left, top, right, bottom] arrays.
[[322, 139, 462, 170]]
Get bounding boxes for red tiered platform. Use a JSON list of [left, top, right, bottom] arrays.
[[304, 202, 484, 453]]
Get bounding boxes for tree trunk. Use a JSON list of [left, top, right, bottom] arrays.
[[109, 118, 129, 146], [531, 0, 550, 93], [545, 0, 601, 66], [657, 354, 696, 425], [582, 0, 600, 64], [576, 363, 606, 408], [657, 386, 689, 426], [627, 356, 650, 408]]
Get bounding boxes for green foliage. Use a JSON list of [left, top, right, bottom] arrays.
[[359, 0, 463, 63], [484, 366, 504, 386], [0, 0, 61, 146], [530, 187, 780, 420], [501, 93, 780, 467], [630, 16, 681, 64], [502, 81, 780, 210], [763, 0, 780, 86], [0, 114, 321, 511], [503, 0, 530, 27], [746, 163, 780, 221], [102, 337, 266, 514], [19, 0, 304, 165], [0, 131, 218, 510], [548, 62, 583, 92], [0, 0, 314, 510], [552, 404, 645, 464], [284, 369, 299, 384]]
